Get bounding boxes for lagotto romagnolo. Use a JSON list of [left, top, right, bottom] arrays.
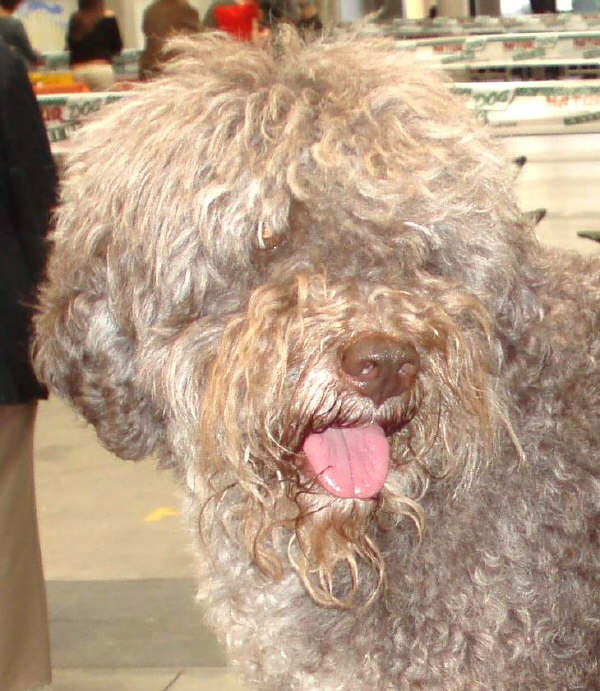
[[34, 29, 599, 689]]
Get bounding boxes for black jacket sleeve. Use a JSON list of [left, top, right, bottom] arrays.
[[0, 39, 57, 403]]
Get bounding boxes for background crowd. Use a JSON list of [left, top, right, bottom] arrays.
[[0, 0, 323, 89]]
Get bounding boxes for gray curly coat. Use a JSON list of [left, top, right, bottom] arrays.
[[34, 31, 600, 689]]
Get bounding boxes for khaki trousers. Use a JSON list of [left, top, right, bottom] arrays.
[[72, 63, 115, 92], [0, 403, 51, 691]]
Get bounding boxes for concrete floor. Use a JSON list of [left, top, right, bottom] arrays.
[[33, 132, 599, 690], [35, 396, 245, 690]]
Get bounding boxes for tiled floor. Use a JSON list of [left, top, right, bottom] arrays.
[[33, 132, 599, 690]]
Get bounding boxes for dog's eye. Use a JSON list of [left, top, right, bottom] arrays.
[[256, 226, 287, 252]]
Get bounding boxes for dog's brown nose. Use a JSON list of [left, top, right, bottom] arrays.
[[340, 334, 419, 406]]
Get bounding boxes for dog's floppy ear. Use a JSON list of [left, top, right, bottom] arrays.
[[33, 179, 165, 462]]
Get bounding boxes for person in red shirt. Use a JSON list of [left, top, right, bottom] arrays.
[[204, 0, 277, 42]]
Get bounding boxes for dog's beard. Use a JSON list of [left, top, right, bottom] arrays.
[[196, 273, 507, 608]]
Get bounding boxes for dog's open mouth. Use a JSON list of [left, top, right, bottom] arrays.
[[302, 424, 390, 500]]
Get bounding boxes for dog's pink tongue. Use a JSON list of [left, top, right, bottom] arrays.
[[302, 425, 390, 499]]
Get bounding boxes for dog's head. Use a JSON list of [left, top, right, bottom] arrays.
[[35, 30, 537, 607]]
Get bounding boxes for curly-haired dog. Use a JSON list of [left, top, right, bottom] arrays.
[[34, 31, 599, 689]]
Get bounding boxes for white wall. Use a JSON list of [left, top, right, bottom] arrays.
[[339, 0, 363, 21], [17, 0, 77, 52]]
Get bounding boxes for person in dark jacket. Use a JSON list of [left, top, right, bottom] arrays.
[[0, 37, 57, 691], [67, 0, 122, 91], [296, 0, 322, 33], [139, 0, 202, 81]]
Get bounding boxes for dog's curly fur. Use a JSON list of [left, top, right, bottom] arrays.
[[34, 30, 600, 689]]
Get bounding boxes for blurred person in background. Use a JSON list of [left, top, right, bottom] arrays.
[[66, 0, 122, 91], [296, 0, 322, 32], [139, 0, 202, 81], [258, 0, 287, 31], [0, 37, 57, 691], [203, 0, 257, 32], [204, 0, 283, 41], [0, 0, 43, 67]]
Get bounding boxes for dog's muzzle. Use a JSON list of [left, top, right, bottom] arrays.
[[301, 333, 420, 501]]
